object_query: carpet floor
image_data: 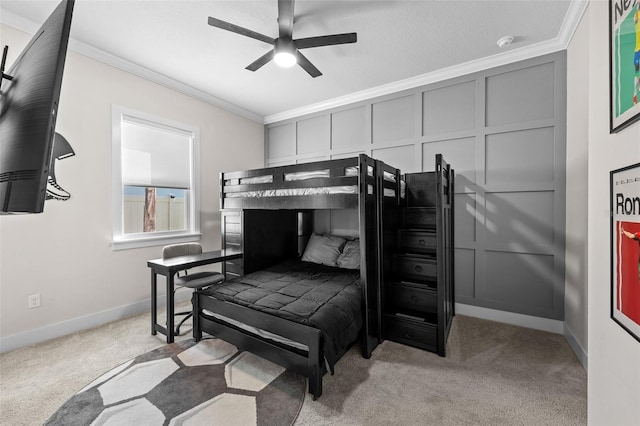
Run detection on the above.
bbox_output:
[0,306,587,425]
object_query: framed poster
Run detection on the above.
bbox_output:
[610,0,640,133]
[611,163,640,342]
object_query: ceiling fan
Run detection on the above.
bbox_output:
[207,0,357,78]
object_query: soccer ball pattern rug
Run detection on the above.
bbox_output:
[45,338,306,425]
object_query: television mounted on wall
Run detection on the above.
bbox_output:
[0,0,74,214]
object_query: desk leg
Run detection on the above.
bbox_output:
[151,271,157,336]
[166,274,175,344]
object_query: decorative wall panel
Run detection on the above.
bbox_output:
[297,115,329,155]
[423,81,476,136]
[331,151,365,160]
[485,62,555,126]
[454,249,476,300]
[371,95,415,144]
[483,251,556,315]
[331,106,367,151]
[484,191,555,249]
[485,127,555,185]
[422,137,477,183]
[454,193,477,244]
[296,156,326,164]
[371,145,416,173]
[267,123,294,159]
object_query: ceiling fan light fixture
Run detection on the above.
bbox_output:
[207,0,356,77]
[274,50,297,67]
[274,37,297,68]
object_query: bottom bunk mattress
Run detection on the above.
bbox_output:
[198,259,362,369]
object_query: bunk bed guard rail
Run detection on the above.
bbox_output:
[219,155,402,210]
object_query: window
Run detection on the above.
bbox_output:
[112,105,200,250]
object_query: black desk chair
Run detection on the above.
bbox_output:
[162,242,224,335]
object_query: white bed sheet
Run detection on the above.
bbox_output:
[225,185,358,198]
[228,164,397,186]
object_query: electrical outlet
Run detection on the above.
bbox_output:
[28,293,41,309]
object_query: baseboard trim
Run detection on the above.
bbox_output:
[0,291,192,354]
[563,323,588,370]
[455,303,564,334]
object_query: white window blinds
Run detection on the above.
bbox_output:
[121,118,192,189]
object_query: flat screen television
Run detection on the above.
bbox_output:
[0,0,74,214]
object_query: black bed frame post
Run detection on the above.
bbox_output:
[358,154,380,358]
[395,167,402,207]
[374,160,382,346]
[450,167,455,319]
[435,154,446,356]
[435,153,455,357]
[219,172,224,210]
[151,269,157,336]
[193,289,202,341]
[358,154,369,356]
[307,328,323,400]
[374,159,401,348]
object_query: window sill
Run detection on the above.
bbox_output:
[111,232,202,251]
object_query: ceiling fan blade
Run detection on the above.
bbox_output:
[208,16,275,45]
[246,50,274,72]
[296,51,322,78]
[277,0,295,38]
[295,33,357,49]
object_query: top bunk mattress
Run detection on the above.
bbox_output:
[199,259,362,369]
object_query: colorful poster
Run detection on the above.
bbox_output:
[611,163,640,342]
[610,0,640,132]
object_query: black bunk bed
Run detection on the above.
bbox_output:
[193,154,401,399]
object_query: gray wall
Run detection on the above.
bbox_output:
[265,52,567,321]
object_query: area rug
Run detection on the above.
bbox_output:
[45,338,306,426]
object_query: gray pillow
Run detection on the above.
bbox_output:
[336,239,360,269]
[301,233,347,267]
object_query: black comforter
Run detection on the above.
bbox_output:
[199,259,362,369]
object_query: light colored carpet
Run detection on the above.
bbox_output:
[296,316,587,425]
[0,306,586,426]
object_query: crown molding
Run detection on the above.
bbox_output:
[264,0,589,124]
[68,39,264,123]
[264,39,565,124]
[2,0,589,127]
[557,0,589,47]
[0,9,264,124]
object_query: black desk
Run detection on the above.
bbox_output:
[147,248,243,343]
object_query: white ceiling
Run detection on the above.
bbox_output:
[0,0,585,123]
